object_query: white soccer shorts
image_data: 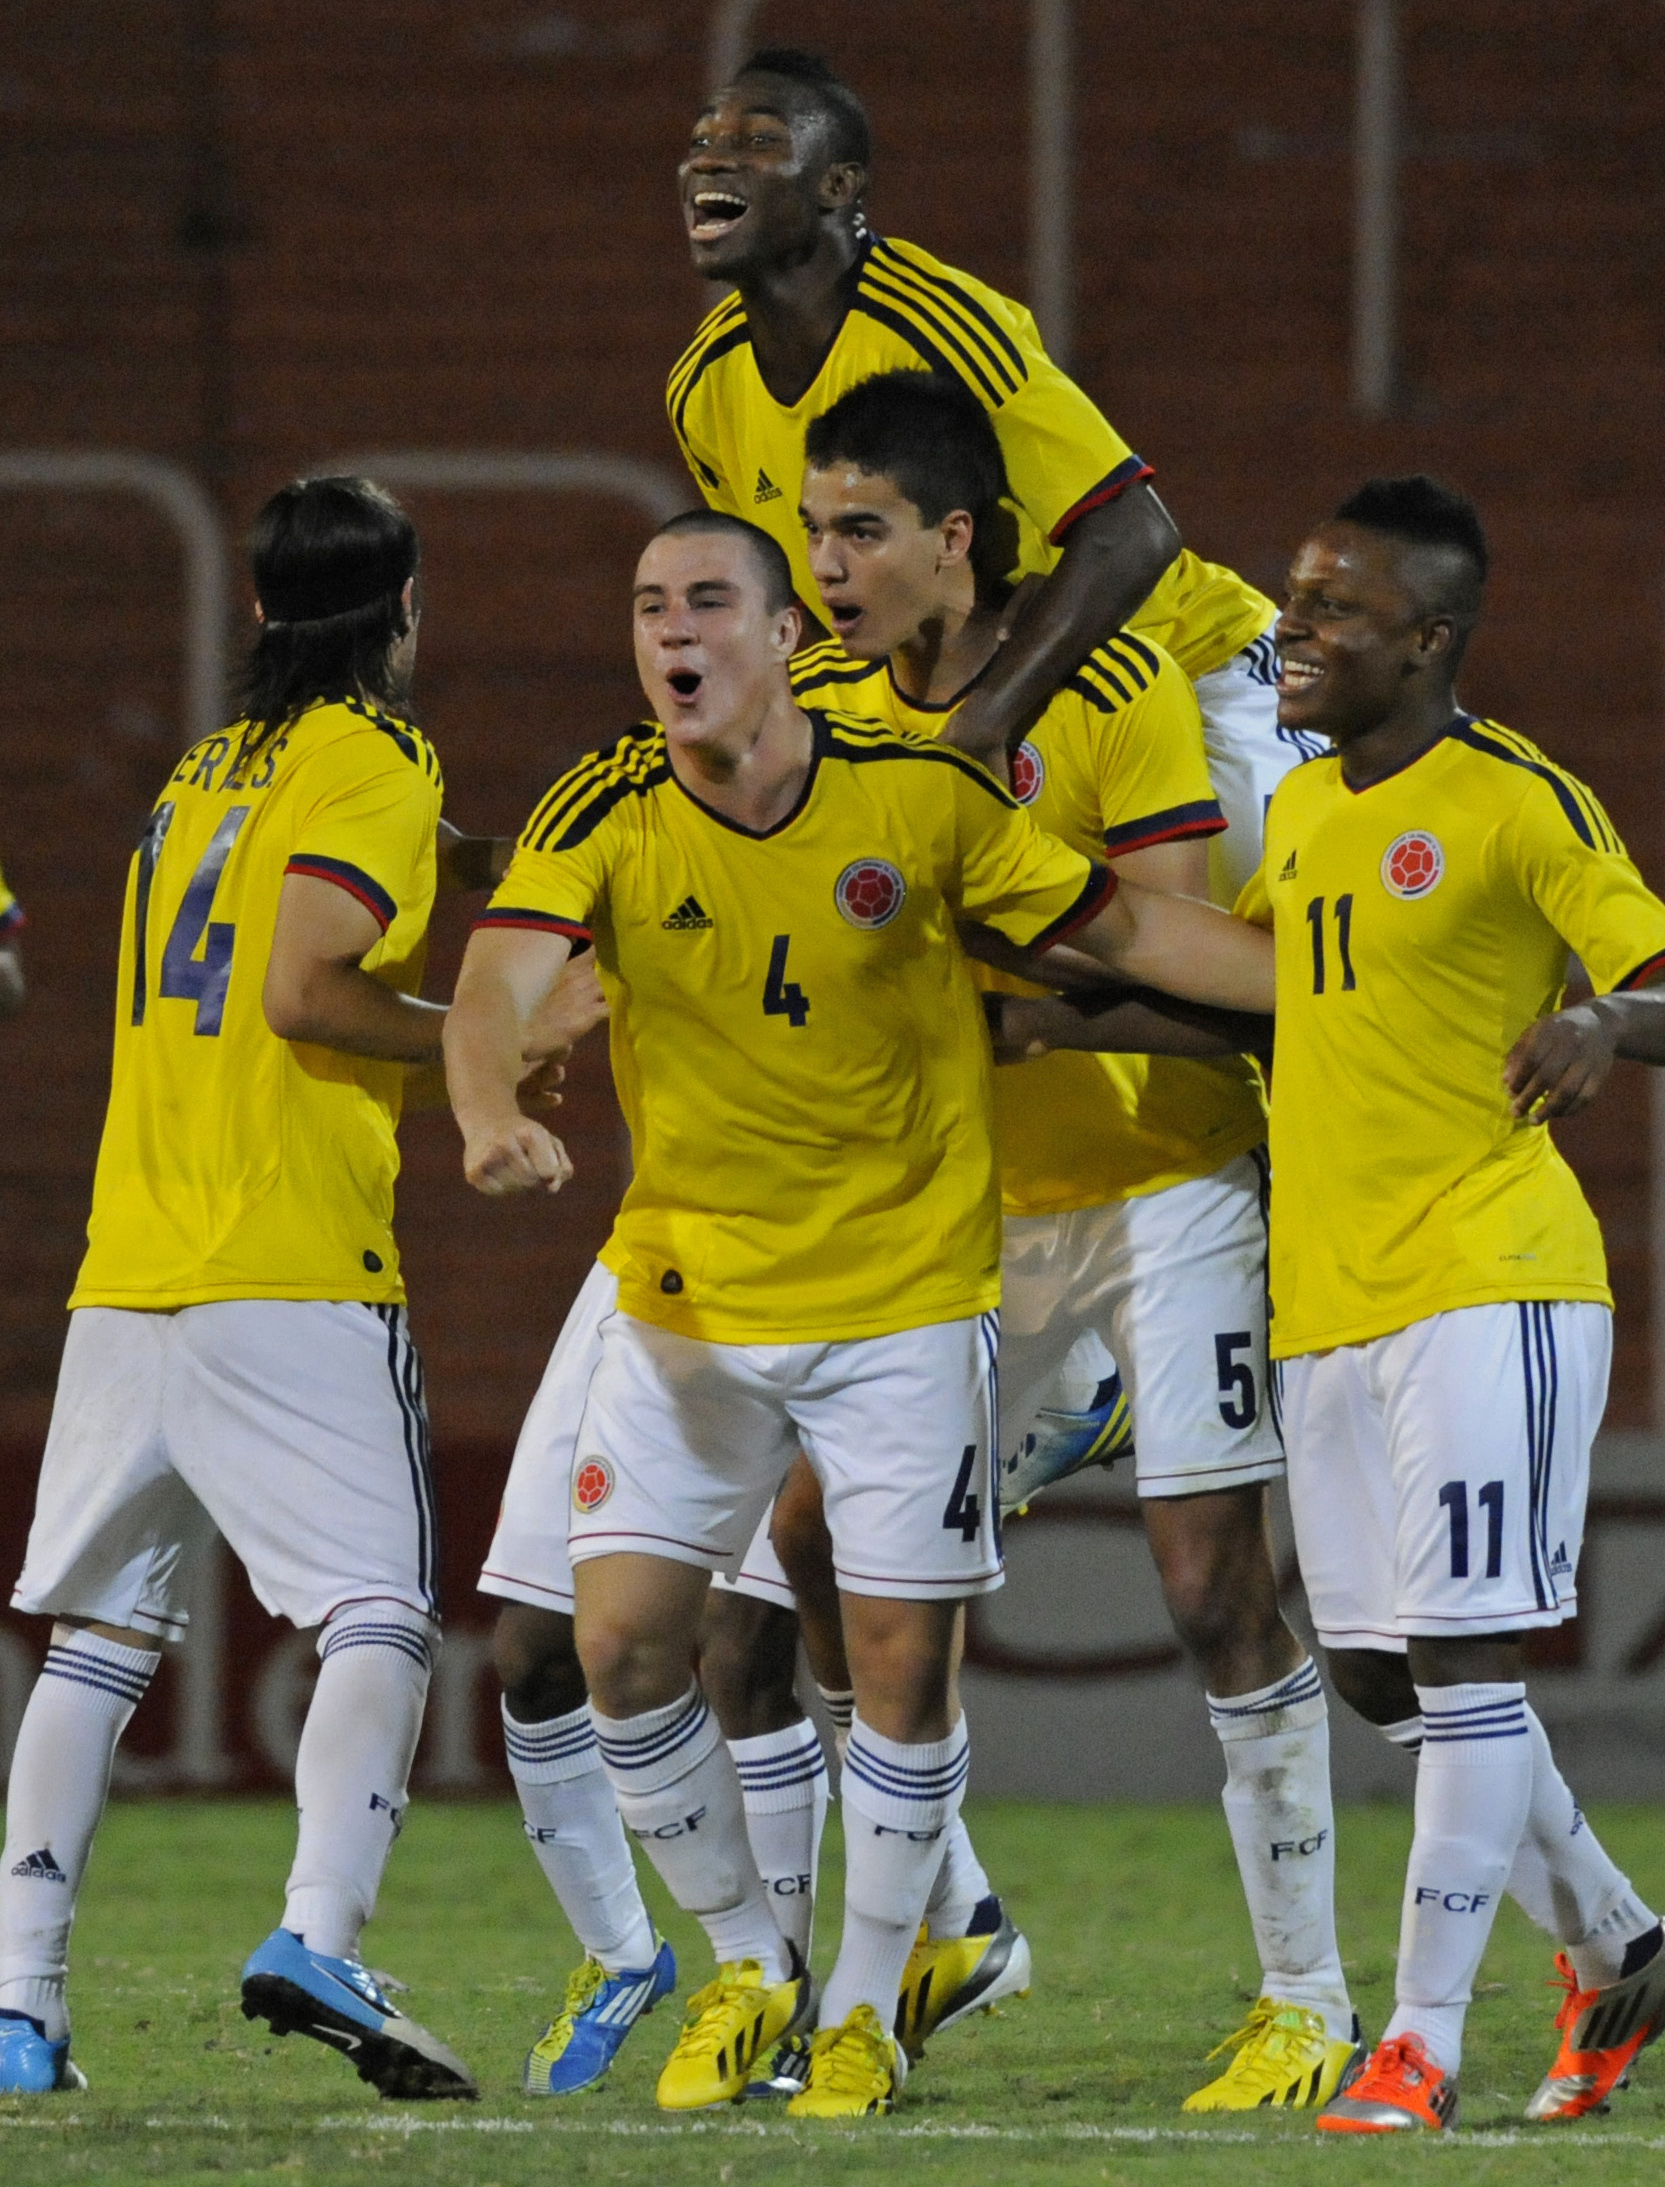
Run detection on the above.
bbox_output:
[480,1261,796,1616]
[1192,625,1327,904]
[566,1307,1004,1602]
[11,1301,440,1640]
[998,1149,1284,1499]
[1277,1300,1611,1650]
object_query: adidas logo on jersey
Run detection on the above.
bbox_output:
[11,1846,67,1883]
[662,894,715,930]
[753,468,782,504]
[1278,848,1298,881]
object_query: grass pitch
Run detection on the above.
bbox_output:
[2,1800,1662,2185]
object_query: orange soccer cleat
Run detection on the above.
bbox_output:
[1525,1947,1665,2122]
[1316,2032,1457,2134]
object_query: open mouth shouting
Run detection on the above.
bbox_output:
[823,597,864,640]
[665,667,705,707]
[687,189,749,244]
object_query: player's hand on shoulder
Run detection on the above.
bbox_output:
[1504,1000,1619,1120]
[462,1114,574,1196]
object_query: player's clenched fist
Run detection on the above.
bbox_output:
[463,1115,574,1196]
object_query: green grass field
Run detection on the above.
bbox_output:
[3,1799,1663,2186]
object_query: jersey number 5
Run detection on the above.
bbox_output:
[132,802,251,1037]
[762,934,809,1027]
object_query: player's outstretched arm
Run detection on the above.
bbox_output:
[264,873,447,1062]
[1067,878,1276,1014]
[1504,983,1665,1120]
[938,488,1181,774]
[985,987,1270,1064]
[445,925,576,1196]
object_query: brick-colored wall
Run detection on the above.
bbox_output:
[3,0,1664,1468]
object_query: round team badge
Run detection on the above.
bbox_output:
[835,857,907,929]
[1381,830,1445,899]
[1010,740,1045,806]
[573,1458,614,1512]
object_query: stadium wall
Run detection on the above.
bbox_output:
[2,3,1664,1793]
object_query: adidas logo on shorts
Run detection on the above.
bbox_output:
[662,895,715,931]
[11,1846,67,1883]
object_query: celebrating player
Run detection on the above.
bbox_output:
[0,478,555,2101]
[1235,478,1665,2133]
[445,510,1275,2118]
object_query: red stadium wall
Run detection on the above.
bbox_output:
[3,2,1665,1788]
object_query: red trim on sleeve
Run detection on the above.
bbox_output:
[1103,800,1227,858]
[1615,950,1665,992]
[0,903,25,936]
[472,908,592,943]
[284,854,395,932]
[1032,862,1118,952]
[1049,456,1156,546]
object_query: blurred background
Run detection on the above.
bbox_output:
[1,0,1663,1799]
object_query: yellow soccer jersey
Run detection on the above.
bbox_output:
[1239,715,1665,1357]
[72,697,442,1310]
[667,234,1272,681]
[0,855,21,936]
[791,637,1267,1210]
[482,709,1110,1342]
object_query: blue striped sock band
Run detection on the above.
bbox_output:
[841,1716,971,1832]
[318,1620,433,1676]
[1207,1656,1326,1739]
[1418,1684,1529,1747]
[593,1687,715,1785]
[42,1637,158,1717]
[501,1699,600,1783]
[731,1724,828,1813]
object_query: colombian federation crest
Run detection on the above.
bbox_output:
[1010,740,1045,805]
[1381,830,1444,899]
[573,1458,614,1512]
[835,858,907,929]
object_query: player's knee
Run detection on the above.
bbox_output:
[698,1592,802,1739]
[493,1603,587,1720]
[575,1616,689,1721]
[1324,1645,1419,1724]
[842,1597,958,1741]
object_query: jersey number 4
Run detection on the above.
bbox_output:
[762,934,809,1027]
[131,801,251,1036]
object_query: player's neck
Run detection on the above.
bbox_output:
[737,229,865,406]
[668,688,815,832]
[890,593,1003,709]
[1335,689,1461,790]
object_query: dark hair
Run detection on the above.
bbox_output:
[805,370,1013,591]
[737,47,871,167]
[1334,474,1489,607]
[233,477,419,749]
[650,509,797,614]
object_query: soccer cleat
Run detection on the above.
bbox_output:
[741,2030,813,2100]
[1182,1998,1363,2111]
[1524,1945,1665,2121]
[895,1893,1032,2061]
[1317,2032,1457,2134]
[655,1954,811,2111]
[787,2004,907,2117]
[240,1928,477,2100]
[0,2012,87,2093]
[522,1937,676,2096]
[1000,1371,1134,1515]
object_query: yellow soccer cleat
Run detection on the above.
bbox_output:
[655,1957,809,2111]
[894,1895,1032,2061]
[1183,1998,1364,2112]
[786,2004,907,2118]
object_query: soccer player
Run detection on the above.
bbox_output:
[445,509,1274,2117]
[671,48,1316,846]
[0,477,567,2101]
[0,855,24,1018]
[1233,477,1665,2133]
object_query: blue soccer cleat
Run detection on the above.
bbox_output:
[0,2011,86,2093]
[1001,1368,1135,1514]
[240,1928,476,2100]
[522,1937,677,2095]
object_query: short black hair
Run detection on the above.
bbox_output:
[649,509,796,614]
[737,48,871,168]
[805,371,1012,588]
[1334,474,1489,621]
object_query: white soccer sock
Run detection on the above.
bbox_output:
[730,1721,829,1963]
[283,1605,434,1960]
[593,1686,788,1982]
[1382,1683,1533,2076]
[1208,1657,1351,2040]
[1503,1707,1658,1988]
[817,1685,855,1763]
[1378,1714,1425,1754]
[502,1699,658,1974]
[820,1714,969,2030]
[0,1630,159,2041]
[923,1816,993,1941]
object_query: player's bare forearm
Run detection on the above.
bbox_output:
[268,958,447,1063]
[985,987,1271,1064]
[1504,985,1665,1120]
[446,927,575,1195]
[1070,885,1277,1013]
[957,921,1113,992]
[939,487,1182,773]
[436,817,514,894]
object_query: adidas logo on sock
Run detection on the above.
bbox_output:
[11,1847,67,1883]
[1278,848,1298,881]
[753,468,782,504]
[661,894,714,930]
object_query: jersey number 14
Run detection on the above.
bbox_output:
[131,802,250,1037]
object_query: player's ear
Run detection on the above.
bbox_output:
[774,599,803,657]
[817,160,865,212]
[1417,611,1457,665]
[938,510,975,571]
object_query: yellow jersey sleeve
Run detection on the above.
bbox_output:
[944,761,1112,949]
[0,855,21,935]
[1235,858,1273,929]
[1065,638,1223,855]
[478,731,669,942]
[286,732,443,942]
[1494,748,1665,994]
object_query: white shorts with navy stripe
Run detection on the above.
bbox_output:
[1277,1301,1610,1651]
[567,1307,1004,1603]
[480,1261,790,1615]
[11,1301,439,1640]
